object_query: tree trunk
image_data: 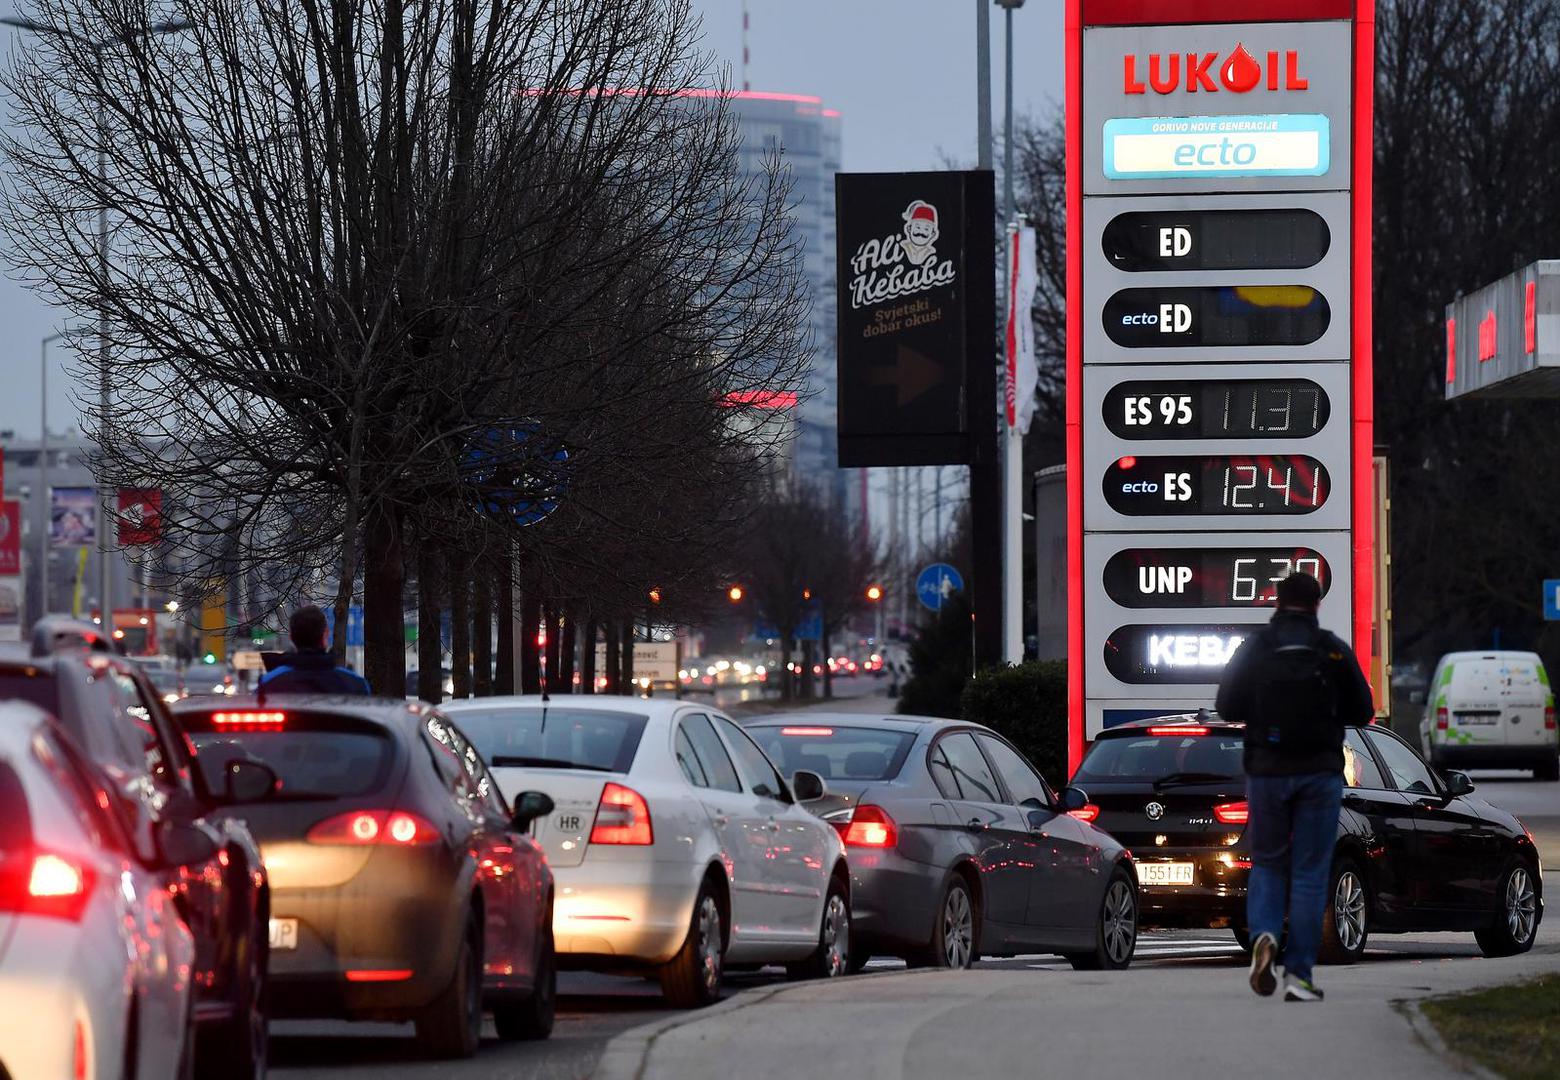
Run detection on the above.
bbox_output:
[559,610,577,693]
[620,620,636,695]
[580,618,597,693]
[822,616,834,699]
[472,570,492,697]
[544,602,561,692]
[449,549,471,700]
[520,592,541,694]
[779,636,793,702]
[360,502,406,696]
[416,541,443,704]
[494,557,514,695]
[603,621,620,695]
[799,640,815,700]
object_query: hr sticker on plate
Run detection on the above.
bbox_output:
[269,918,298,951]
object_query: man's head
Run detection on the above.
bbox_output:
[289,605,330,651]
[1275,571,1322,613]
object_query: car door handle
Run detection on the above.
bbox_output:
[966,818,989,832]
[711,814,730,827]
[1342,793,1365,809]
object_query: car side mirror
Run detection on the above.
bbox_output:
[157,821,219,869]
[224,759,278,804]
[1443,770,1474,797]
[512,790,555,830]
[1060,786,1090,812]
[791,769,827,803]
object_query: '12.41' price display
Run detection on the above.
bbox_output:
[1104,454,1330,515]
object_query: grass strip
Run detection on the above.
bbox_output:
[1420,975,1560,1080]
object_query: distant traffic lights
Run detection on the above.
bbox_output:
[866,584,883,602]
[202,652,217,664]
[648,587,662,604]
[727,585,744,603]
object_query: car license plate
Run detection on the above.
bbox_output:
[1138,862,1195,887]
[269,918,298,951]
[1456,712,1498,725]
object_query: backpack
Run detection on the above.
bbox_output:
[1245,627,1339,754]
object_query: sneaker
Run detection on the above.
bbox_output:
[1283,973,1324,1002]
[1248,932,1279,997]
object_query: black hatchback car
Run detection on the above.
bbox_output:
[1073,714,1543,962]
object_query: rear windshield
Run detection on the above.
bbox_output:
[749,725,916,782]
[1074,732,1246,784]
[451,708,646,773]
[176,708,394,800]
[0,669,60,715]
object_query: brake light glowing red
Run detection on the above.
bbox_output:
[1546,706,1555,731]
[0,850,95,921]
[781,727,835,737]
[591,783,653,845]
[1436,707,1449,731]
[73,1017,87,1080]
[1214,801,1249,825]
[344,969,413,982]
[306,811,438,846]
[1148,726,1208,736]
[838,804,897,848]
[211,711,286,729]
[1068,804,1101,823]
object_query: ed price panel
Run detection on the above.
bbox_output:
[1083,531,1354,704]
[1083,361,1351,532]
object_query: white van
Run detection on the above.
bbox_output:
[1420,651,1558,780]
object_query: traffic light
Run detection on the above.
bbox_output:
[202,652,217,664]
[727,585,744,603]
[866,584,883,602]
[648,587,662,604]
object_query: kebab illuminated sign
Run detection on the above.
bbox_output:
[1064,0,1376,770]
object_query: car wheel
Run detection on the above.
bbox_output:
[786,877,851,980]
[1067,868,1137,971]
[917,876,978,970]
[416,913,483,1059]
[196,911,267,1080]
[1319,859,1369,964]
[660,884,725,1008]
[494,909,555,1041]
[1476,863,1540,957]
[1231,924,1252,952]
[1535,756,1559,782]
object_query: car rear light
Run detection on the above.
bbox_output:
[1148,725,1208,737]
[73,1017,87,1080]
[1213,801,1249,825]
[343,969,414,982]
[837,804,897,848]
[1546,706,1556,731]
[1067,804,1101,823]
[211,711,286,730]
[781,727,835,737]
[306,811,439,846]
[0,849,96,921]
[590,783,653,845]
[1436,706,1449,731]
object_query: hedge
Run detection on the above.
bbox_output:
[959,660,1069,789]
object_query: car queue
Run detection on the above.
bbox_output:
[0,622,1545,1078]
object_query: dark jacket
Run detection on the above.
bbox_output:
[1215,610,1375,777]
[258,649,371,696]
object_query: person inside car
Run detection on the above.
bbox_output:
[258,606,371,696]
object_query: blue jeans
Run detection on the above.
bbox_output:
[1245,771,1343,983]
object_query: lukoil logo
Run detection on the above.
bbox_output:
[1124,44,1309,95]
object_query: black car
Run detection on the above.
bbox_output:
[0,621,272,1079]
[1072,714,1543,962]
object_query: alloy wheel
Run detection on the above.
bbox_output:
[942,887,974,969]
[821,894,850,977]
[1102,880,1136,965]
[1333,870,1367,952]
[695,896,723,996]
[1506,867,1537,945]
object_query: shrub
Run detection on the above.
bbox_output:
[896,596,972,720]
[960,660,1069,788]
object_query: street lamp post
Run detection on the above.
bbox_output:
[39,331,65,615]
[998,0,1026,664]
[2,15,194,625]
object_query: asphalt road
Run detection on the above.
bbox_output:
[268,768,1558,1080]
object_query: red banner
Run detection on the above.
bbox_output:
[0,500,20,575]
[117,488,163,546]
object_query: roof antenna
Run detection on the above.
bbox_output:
[742,0,751,91]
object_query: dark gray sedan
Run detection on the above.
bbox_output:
[745,714,1138,971]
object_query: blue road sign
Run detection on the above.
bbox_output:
[1545,580,1560,621]
[916,563,964,612]
[796,605,823,642]
[460,422,570,526]
[322,605,365,648]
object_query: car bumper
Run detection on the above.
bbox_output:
[1430,743,1559,768]
[551,854,702,967]
[0,919,124,1080]
[845,850,943,954]
[1133,852,1250,928]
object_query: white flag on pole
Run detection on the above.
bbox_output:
[1005,223,1039,435]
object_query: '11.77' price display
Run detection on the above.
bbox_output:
[1104,454,1329,515]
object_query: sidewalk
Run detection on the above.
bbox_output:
[595,941,1560,1080]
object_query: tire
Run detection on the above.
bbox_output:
[195,913,267,1080]
[1535,756,1560,782]
[416,913,483,1059]
[786,876,852,980]
[1476,862,1540,957]
[493,911,555,1041]
[846,949,871,975]
[1319,858,1369,964]
[1066,868,1137,971]
[1231,924,1252,952]
[660,883,725,1008]
[914,876,978,970]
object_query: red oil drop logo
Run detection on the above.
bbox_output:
[1219,44,1261,93]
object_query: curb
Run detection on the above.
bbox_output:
[591,968,929,1080]
[1394,998,1502,1080]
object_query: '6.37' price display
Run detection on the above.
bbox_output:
[1102,547,1331,608]
[1104,454,1330,515]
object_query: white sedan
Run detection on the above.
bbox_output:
[442,696,851,1006]
[0,703,199,1080]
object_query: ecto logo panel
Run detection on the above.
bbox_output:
[1104,115,1330,179]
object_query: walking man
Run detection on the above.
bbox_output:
[1215,572,1374,1002]
[258,605,372,696]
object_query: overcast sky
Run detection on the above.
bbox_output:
[0,1,1065,439]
